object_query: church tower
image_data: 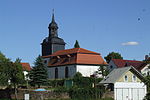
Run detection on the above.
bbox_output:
[41,13,65,56]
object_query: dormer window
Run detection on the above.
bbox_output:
[132,75,136,82]
[124,75,128,82]
[57,56,61,62]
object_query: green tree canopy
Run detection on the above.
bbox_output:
[0,52,12,85]
[29,55,48,87]
[104,52,123,63]
[74,40,80,48]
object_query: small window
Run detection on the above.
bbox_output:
[132,75,136,82]
[44,60,47,64]
[124,75,128,82]
[110,66,113,69]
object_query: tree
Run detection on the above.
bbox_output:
[0,52,12,86]
[29,55,48,88]
[104,52,123,63]
[10,58,24,99]
[97,65,109,78]
[143,76,150,100]
[74,40,80,48]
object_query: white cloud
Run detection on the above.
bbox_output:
[122,41,139,46]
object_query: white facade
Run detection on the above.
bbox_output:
[23,71,29,80]
[141,64,150,76]
[76,65,99,77]
[47,64,100,79]
[114,82,147,100]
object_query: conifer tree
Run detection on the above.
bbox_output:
[29,55,48,88]
[74,40,80,48]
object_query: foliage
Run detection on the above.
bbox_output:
[97,65,109,78]
[144,92,150,100]
[29,55,48,87]
[48,79,65,87]
[104,52,123,63]
[74,40,80,48]
[0,52,12,86]
[73,72,103,88]
[68,87,103,100]
[10,58,25,86]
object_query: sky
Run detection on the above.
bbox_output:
[0,0,150,66]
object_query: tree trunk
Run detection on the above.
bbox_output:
[14,84,18,100]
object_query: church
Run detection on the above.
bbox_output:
[41,13,107,79]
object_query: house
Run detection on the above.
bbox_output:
[100,66,147,100]
[100,66,146,100]
[42,48,107,79]
[21,63,31,80]
[108,59,150,76]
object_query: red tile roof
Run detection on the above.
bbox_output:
[21,63,31,71]
[43,48,107,67]
[112,59,145,71]
[42,48,100,58]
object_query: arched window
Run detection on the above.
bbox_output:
[55,68,58,79]
[65,67,69,78]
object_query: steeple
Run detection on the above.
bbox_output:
[41,11,65,56]
[48,10,58,38]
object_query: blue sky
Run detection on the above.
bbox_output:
[0,0,150,65]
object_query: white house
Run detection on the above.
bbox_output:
[42,48,107,79]
[21,63,31,80]
[100,66,147,100]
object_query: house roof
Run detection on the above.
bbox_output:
[42,48,107,67]
[111,59,145,71]
[100,66,144,84]
[21,63,31,71]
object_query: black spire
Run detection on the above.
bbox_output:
[48,10,58,38]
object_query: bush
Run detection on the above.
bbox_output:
[48,79,65,87]
[68,87,103,100]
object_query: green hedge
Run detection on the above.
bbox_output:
[68,87,103,100]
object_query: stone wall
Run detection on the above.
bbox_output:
[0,89,69,100]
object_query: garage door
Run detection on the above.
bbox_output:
[114,83,147,100]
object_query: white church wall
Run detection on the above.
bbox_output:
[76,65,99,77]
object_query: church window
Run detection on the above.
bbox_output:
[55,68,58,79]
[65,67,69,78]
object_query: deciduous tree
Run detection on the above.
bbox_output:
[104,52,123,63]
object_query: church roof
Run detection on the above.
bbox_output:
[42,48,107,67]
[21,63,31,71]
